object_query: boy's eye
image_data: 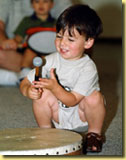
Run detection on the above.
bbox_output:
[34,0,39,3]
[68,36,75,42]
[43,0,50,3]
[56,34,62,38]
[68,38,75,42]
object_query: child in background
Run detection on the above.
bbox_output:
[20,4,106,153]
[2,0,56,80]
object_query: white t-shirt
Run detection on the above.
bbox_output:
[27,52,100,130]
[28,52,100,97]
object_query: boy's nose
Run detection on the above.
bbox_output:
[60,38,66,46]
[39,1,44,5]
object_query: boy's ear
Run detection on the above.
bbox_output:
[84,38,94,49]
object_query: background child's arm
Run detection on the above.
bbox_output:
[14,35,23,45]
[1,35,23,50]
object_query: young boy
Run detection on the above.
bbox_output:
[20,4,106,152]
[1,0,56,80]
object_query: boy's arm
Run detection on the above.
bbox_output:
[52,84,84,107]
[20,77,31,97]
[20,77,43,100]
[32,68,84,107]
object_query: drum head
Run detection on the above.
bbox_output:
[0,128,82,155]
[28,31,56,55]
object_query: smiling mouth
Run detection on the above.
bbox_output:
[60,48,69,54]
[39,8,44,11]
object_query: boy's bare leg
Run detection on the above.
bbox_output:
[79,91,105,151]
[33,89,59,128]
[79,90,106,134]
[0,49,23,72]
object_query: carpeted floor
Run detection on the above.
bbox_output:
[0,41,122,156]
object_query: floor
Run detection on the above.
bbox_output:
[0,41,123,156]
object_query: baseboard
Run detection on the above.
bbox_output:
[96,38,122,43]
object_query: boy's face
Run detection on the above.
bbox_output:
[32,0,53,16]
[55,28,91,60]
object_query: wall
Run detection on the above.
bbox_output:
[71,0,122,38]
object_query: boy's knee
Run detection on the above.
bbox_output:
[33,98,43,106]
[85,91,104,106]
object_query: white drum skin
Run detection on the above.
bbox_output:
[28,31,56,54]
[0,128,83,155]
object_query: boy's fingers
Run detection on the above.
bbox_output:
[31,85,37,90]
[38,88,43,93]
[50,68,56,79]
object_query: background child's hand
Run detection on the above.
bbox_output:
[1,39,18,50]
[32,68,58,92]
[27,85,43,100]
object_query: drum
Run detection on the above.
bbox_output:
[26,27,56,55]
[0,128,83,155]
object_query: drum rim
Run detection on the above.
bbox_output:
[0,141,82,155]
[26,27,56,35]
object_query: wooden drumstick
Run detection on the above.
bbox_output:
[33,57,43,81]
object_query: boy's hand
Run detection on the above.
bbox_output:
[32,68,58,92]
[27,85,43,100]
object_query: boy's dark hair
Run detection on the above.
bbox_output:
[56,4,103,40]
